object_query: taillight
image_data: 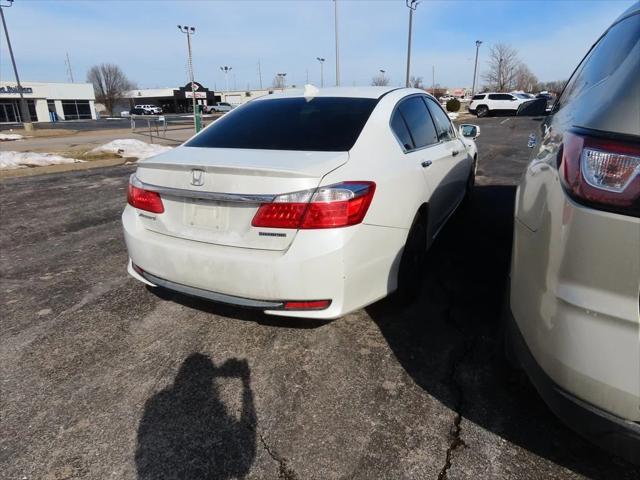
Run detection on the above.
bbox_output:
[252,182,375,229]
[560,131,640,214]
[283,300,331,310]
[127,176,164,213]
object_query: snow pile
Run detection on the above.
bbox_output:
[0,133,24,141]
[0,151,84,169]
[447,112,459,120]
[91,139,172,160]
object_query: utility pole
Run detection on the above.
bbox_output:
[257,59,263,89]
[471,40,482,96]
[316,57,325,87]
[334,0,340,86]
[405,0,420,88]
[177,25,200,132]
[65,52,74,83]
[276,73,287,91]
[432,65,435,95]
[1,0,33,131]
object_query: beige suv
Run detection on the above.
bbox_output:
[505,2,640,464]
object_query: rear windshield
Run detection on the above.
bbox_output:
[186,97,378,151]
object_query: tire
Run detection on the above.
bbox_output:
[476,105,489,118]
[397,212,428,303]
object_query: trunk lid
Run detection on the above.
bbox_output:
[134,146,348,251]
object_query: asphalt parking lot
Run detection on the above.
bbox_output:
[1,116,638,480]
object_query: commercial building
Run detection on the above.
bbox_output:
[122,82,219,114]
[0,81,97,123]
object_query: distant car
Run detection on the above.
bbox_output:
[512,92,535,99]
[121,111,131,118]
[439,95,455,102]
[122,87,478,319]
[206,102,233,113]
[134,104,162,114]
[507,3,640,464]
[129,107,151,116]
[468,92,530,117]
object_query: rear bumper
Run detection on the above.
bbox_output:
[505,300,640,464]
[122,205,407,319]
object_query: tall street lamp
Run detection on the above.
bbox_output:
[177,24,200,132]
[333,0,340,86]
[1,0,33,131]
[316,57,325,87]
[471,40,482,96]
[379,69,386,84]
[220,66,232,94]
[276,73,287,90]
[405,0,420,88]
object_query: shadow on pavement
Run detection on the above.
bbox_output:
[135,353,257,479]
[368,185,639,479]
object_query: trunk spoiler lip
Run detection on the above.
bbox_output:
[130,174,276,204]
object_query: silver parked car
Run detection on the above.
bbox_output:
[506,2,640,463]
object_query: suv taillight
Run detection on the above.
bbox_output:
[560,131,640,215]
[127,176,164,213]
[251,182,376,229]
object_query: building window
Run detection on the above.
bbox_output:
[0,99,37,123]
[61,100,92,120]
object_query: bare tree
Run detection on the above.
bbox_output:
[513,63,539,92]
[371,72,390,86]
[409,75,424,89]
[87,64,135,116]
[483,43,520,91]
[539,79,567,95]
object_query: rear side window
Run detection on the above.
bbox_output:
[424,97,455,141]
[472,94,485,100]
[557,13,639,110]
[396,96,438,149]
[488,94,513,100]
[390,110,414,150]
[186,97,378,151]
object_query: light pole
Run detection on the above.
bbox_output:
[276,73,287,90]
[471,40,482,96]
[316,57,325,87]
[220,66,232,95]
[1,0,33,131]
[334,0,340,86]
[177,24,200,132]
[405,0,420,88]
[380,69,386,84]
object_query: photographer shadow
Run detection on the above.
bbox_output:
[135,353,256,480]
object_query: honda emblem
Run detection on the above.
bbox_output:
[191,169,205,186]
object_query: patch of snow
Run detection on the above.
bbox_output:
[90,139,172,160]
[0,133,24,141]
[447,112,459,120]
[0,151,84,169]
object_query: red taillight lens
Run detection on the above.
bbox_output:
[127,181,165,214]
[251,182,375,229]
[283,300,331,310]
[560,131,640,213]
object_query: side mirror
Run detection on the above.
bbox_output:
[459,124,480,139]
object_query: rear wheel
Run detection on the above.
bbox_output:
[476,105,489,118]
[397,212,428,302]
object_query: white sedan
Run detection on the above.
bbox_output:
[122,87,479,319]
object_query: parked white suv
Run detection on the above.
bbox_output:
[468,93,529,117]
[135,104,162,114]
[206,102,233,113]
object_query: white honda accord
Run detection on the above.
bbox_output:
[122,87,479,319]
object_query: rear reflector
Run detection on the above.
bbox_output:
[283,300,331,311]
[252,181,375,229]
[127,178,164,214]
[560,131,640,214]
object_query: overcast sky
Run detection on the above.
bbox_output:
[0,0,633,90]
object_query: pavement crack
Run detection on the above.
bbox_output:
[437,287,480,480]
[259,433,299,480]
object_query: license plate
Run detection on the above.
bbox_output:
[183,199,227,230]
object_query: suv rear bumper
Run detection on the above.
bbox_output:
[505,301,640,464]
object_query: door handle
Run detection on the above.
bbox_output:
[421,160,432,168]
[451,149,460,156]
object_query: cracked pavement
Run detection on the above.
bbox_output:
[1,117,639,479]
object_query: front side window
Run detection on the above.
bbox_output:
[186,97,377,151]
[396,96,438,149]
[424,97,455,142]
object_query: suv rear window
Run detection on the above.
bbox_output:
[472,94,485,100]
[488,94,513,100]
[186,97,378,151]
